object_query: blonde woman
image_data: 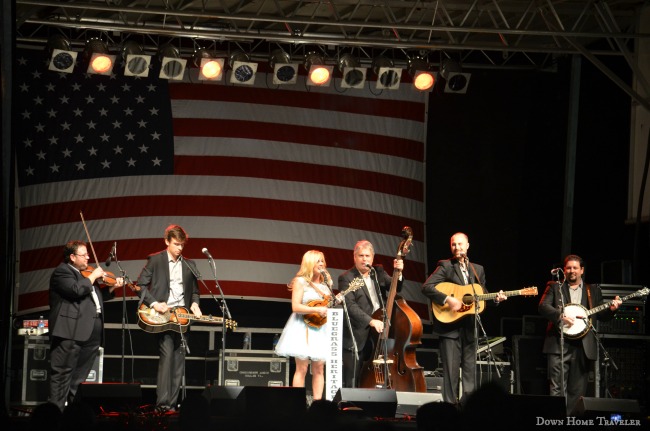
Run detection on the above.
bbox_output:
[275,250,333,401]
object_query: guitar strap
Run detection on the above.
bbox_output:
[585,283,593,312]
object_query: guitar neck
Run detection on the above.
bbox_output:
[586,291,643,317]
[476,289,524,301]
[176,313,222,323]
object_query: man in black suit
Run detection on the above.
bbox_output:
[538,254,621,414]
[421,232,506,404]
[338,240,404,388]
[49,240,122,411]
[136,224,203,412]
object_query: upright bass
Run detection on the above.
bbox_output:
[358,226,427,392]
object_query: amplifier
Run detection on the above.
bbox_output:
[598,305,645,335]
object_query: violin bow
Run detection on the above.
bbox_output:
[79,211,102,269]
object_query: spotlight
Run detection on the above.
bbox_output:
[84,38,115,75]
[338,53,366,89]
[122,40,150,77]
[269,49,297,85]
[440,58,471,94]
[372,56,401,90]
[229,51,257,85]
[158,44,187,80]
[305,52,333,87]
[47,34,77,74]
[408,57,435,91]
[194,48,224,81]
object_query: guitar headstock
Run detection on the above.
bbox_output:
[396,226,413,260]
[347,278,366,292]
[637,287,649,297]
[226,319,238,330]
[522,286,538,296]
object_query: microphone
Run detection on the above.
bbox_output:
[105,242,116,266]
[202,248,214,260]
[319,270,330,285]
[550,268,562,275]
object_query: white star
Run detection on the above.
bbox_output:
[114,145,124,154]
[72,83,82,91]
[50,163,60,173]
[101,159,111,169]
[85,94,95,104]
[126,158,137,167]
[125,132,135,141]
[74,134,85,143]
[110,95,119,104]
[149,107,159,116]
[121,83,132,92]
[135,95,145,103]
[48,136,59,145]
[112,120,122,129]
[18,57,27,66]
[62,148,72,158]
[123,107,134,116]
[76,161,86,170]
[98,108,109,116]
[99,133,110,142]
[61,121,72,131]
[21,110,31,120]
[147,84,157,92]
[151,131,161,140]
[36,150,46,160]
[73,108,83,117]
[60,95,70,104]
[47,109,57,118]
[97,83,107,92]
[88,147,98,156]
[32,70,42,79]
[19,83,29,92]
[87,120,97,130]
[23,138,33,148]
[26,166,34,176]
[35,123,45,132]
[152,157,162,166]
[138,120,147,128]
[34,96,44,105]
[138,144,149,153]
[46,83,56,92]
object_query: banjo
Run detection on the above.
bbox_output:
[562,287,649,339]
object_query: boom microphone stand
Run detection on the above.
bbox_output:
[370,266,391,389]
[341,294,360,387]
[586,318,618,398]
[554,270,568,410]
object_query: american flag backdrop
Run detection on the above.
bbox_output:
[13,48,430,319]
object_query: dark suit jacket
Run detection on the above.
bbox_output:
[538,281,614,360]
[136,250,200,309]
[339,265,402,351]
[421,258,487,337]
[49,262,112,343]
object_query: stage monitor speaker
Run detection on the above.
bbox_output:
[513,336,547,395]
[333,388,397,418]
[75,383,142,414]
[571,397,641,420]
[509,394,566,425]
[202,385,245,416]
[395,391,442,417]
[241,386,306,418]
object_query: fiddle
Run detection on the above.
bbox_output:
[81,265,117,287]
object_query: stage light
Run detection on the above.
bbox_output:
[338,53,366,89]
[47,34,77,74]
[305,53,333,87]
[122,40,150,77]
[408,57,435,91]
[269,49,297,85]
[158,44,187,80]
[194,48,224,81]
[372,56,401,90]
[441,58,471,94]
[84,38,115,75]
[229,51,257,85]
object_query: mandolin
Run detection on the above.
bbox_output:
[303,278,365,328]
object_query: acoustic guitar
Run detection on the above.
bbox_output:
[137,304,237,334]
[303,278,365,328]
[431,282,538,323]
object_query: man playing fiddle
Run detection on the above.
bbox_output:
[48,240,123,411]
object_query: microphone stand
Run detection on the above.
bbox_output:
[586,319,618,398]
[341,295,359,387]
[370,266,391,389]
[202,254,233,386]
[109,244,134,384]
[555,272,568,410]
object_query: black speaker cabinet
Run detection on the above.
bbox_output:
[571,397,641,420]
[75,383,142,414]
[333,388,397,418]
[509,394,566,424]
[202,385,245,416]
[395,391,443,417]
[203,386,305,418]
[513,335,547,395]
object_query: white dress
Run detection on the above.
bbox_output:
[274,278,330,361]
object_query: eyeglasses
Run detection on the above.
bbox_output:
[74,253,90,257]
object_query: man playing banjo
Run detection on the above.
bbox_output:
[538,254,622,415]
